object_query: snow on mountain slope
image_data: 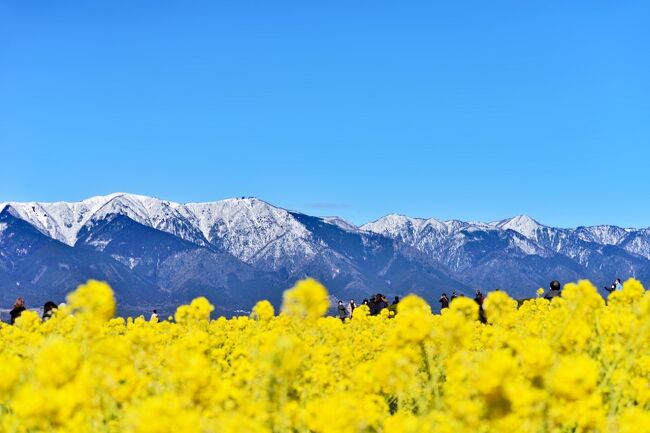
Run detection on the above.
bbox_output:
[0,193,125,246]
[85,194,208,246]
[620,228,650,260]
[361,213,631,268]
[574,225,631,246]
[361,214,529,258]
[1,195,323,272]
[0,193,208,247]
[183,198,319,271]
[360,214,463,249]
[361,214,427,241]
[4,193,650,273]
[492,215,543,239]
[321,216,359,232]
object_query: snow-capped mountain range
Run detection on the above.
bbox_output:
[362,213,650,265]
[1,193,649,315]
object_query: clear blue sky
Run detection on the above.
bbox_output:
[1,1,649,227]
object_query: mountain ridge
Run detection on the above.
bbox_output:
[3,194,647,243]
[2,193,650,315]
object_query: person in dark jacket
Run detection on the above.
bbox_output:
[337,300,348,322]
[392,296,400,306]
[369,295,378,315]
[450,291,458,302]
[370,294,389,316]
[377,295,389,314]
[10,298,26,325]
[439,293,450,310]
[474,290,487,323]
[42,301,58,321]
[544,280,562,300]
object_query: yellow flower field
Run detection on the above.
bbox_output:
[1,278,649,433]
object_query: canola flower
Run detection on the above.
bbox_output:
[0,278,649,433]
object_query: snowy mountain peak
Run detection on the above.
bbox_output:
[183,197,318,269]
[494,215,543,238]
[362,214,430,234]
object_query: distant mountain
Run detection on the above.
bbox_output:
[0,206,161,311]
[361,214,650,296]
[1,193,649,316]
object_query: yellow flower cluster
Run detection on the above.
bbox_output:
[1,278,649,433]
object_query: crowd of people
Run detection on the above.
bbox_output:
[336,276,625,323]
[2,298,160,325]
[3,298,59,325]
[336,294,400,321]
[438,290,485,308]
[437,289,487,322]
[3,277,627,325]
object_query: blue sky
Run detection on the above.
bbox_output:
[1,1,648,227]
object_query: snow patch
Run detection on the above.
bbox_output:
[87,238,111,252]
[510,235,543,255]
[31,266,48,284]
[322,217,358,232]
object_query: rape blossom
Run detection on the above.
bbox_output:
[0,278,648,432]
